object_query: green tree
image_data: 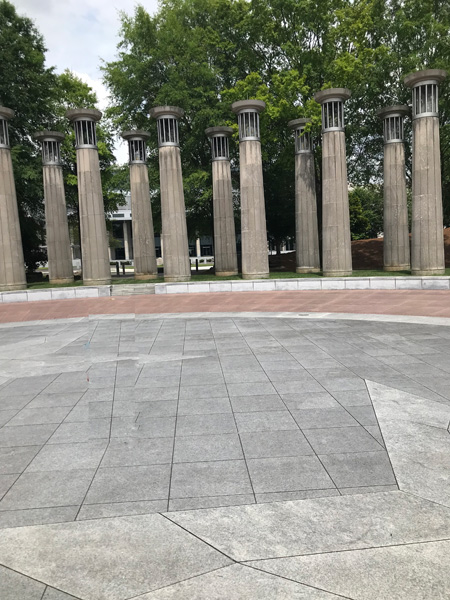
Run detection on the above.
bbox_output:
[0,0,56,270]
[0,0,126,272]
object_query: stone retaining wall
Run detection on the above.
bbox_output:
[1,276,449,303]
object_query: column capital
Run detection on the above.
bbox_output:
[313,88,351,105]
[122,130,150,164]
[33,130,65,143]
[34,131,65,165]
[231,100,266,115]
[404,69,447,120]
[205,126,233,138]
[149,106,184,120]
[0,106,15,121]
[231,100,265,142]
[376,105,409,120]
[65,108,102,122]
[150,106,183,147]
[403,69,447,88]
[66,109,100,149]
[121,130,151,142]
[314,89,351,132]
[0,106,14,149]
[206,127,233,161]
[288,118,312,154]
[376,106,409,144]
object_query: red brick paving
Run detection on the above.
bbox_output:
[0,290,450,323]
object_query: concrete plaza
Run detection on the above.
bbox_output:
[0,294,449,598]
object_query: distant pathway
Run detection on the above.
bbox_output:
[1,289,450,323]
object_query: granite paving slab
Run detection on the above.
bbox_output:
[367,381,450,508]
[0,514,232,600]
[166,491,450,561]
[139,563,342,599]
[252,539,450,600]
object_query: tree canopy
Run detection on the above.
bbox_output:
[103,0,450,246]
[0,0,125,271]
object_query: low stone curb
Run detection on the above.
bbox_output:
[155,276,450,294]
[1,276,449,303]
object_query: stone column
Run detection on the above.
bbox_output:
[314,89,352,276]
[376,106,411,272]
[0,107,26,291]
[122,130,157,279]
[404,69,447,275]
[288,118,320,273]
[149,106,190,282]
[34,131,74,284]
[231,100,269,279]
[206,126,238,276]
[66,109,111,285]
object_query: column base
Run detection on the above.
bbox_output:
[164,276,191,282]
[83,278,112,286]
[134,273,158,280]
[323,270,352,277]
[216,271,238,277]
[296,267,320,274]
[384,265,410,272]
[0,282,27,292]
[50,278,74,285]
[242,272,270,280]
[412,269,445,276]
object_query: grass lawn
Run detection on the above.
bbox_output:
[25,268,450,290]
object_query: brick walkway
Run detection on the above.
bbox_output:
[0,289,450,323]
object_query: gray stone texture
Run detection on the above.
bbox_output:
[0,108,26,291]
[211,158,238,276]
[35,132,74,284]
[151,106,190,282]
[129,163,158,278]
[321,130,352,276]
[405,69,447,275]
[410,116,445,274]
[66,109,111,285]
[158,145,191,281]
[122,131,158,279]
[141,564,341,599]
[253,539,450,600]
[288,119,320,273]
[382,139,411,271]
[0,514,231,600]
[232,101,269,279]
[314,89,352,276]
[294,151,321,272]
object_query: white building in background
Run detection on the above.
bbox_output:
[108,195,214,262]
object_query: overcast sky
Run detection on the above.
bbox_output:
[13,0,159,162]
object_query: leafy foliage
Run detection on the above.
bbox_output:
[0,1,125,271]
[103,0,450,245]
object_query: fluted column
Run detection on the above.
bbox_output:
[404,69,447,275]
[376,106,410,271]
[0,107,26,291]
[206,126,238,276]
[314,89,352,277]
[288,118,320,273]
[150,106,190,282]
[231,100,269,279]
[122,130,158,279]
[34,131,74,284]
[66,109,111,285]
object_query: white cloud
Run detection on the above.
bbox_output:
[13,0,159,164]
